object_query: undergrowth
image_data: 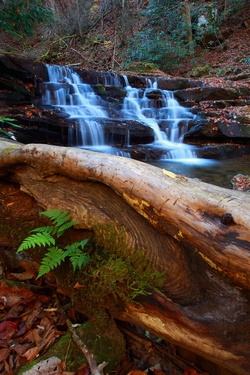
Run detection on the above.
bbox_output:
[17,209,165,320]
[17,209,89,278]
[71,222,165,319]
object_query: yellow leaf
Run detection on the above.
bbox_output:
[162,169,176,178]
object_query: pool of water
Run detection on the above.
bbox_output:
[149,154,250,190]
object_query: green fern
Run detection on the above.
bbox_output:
[64,240,90,272]
[17,232,55,252]
[41,209,71,227]
[69,249,90,273]
[37,246,66,278]
[40,209,78,238]
[17,209,89,278]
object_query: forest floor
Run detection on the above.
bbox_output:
[0,10,250,84]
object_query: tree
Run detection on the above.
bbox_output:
[0,0,52,39]
[0,140,249,375]
[183,0,193,50]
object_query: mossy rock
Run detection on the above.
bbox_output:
[17,320,126,374]
[16,333,81,374]
[76,319,126,372]
[123,61,164,75]
[190,65,210,77]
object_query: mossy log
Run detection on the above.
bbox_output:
[0,140,249,375]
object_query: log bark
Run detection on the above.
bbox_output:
[0,140,249,375]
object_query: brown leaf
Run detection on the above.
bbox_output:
[22,346,40,361]
[74,282,84,289]
[76,363,90,375]
[9,273,34,281]
[0,348,9,362]
[0,321,18,339]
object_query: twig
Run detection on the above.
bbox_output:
[66,319,108,375]
[70,48,92,62]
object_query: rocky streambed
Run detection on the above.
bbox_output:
[0,54,250,160]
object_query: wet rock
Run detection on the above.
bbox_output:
[145,89,165,100]
[157,77,204,90]
[103,119,155,146]
[92,84,127,102]
[195,144,250,159]
[185,116,250,141]
[174,87,246,102]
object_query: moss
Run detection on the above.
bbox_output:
[16,320,126,374]
[190,65,210,77]
[0,145,18,154]
[62,222,165,319]
[16,333,82,374]
[93,83,107,95]
[124,61,160,74]
[76,319,126,372]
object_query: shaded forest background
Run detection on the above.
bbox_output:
[0,0,250,77]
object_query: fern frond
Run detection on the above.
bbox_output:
[78,239,89,249]
[31,226,55,234]
[37,246,66,278]
[69,249,90,273]
[17,232,55,253]
[65,239,89,255]
[40,209,78,237]
[56,221,78,237]
[41,209,71,227]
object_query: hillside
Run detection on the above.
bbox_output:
[0,1,249,83]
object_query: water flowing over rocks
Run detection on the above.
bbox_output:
[0,55,249,160]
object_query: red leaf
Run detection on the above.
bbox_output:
[0,321,18,339]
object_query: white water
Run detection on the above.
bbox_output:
[42,65,196,159]
[42,65,106,147]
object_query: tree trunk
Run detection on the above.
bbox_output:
[0,140,249,375]
[184,0,193,51]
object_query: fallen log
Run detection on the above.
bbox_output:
[0,140,249,375]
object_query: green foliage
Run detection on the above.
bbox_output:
[17,209,89,278]
[124,0,191,72]
[72,223,165,318]
[18,232,55,252]
[223,0,249,20]
[0,116,22,139]
[125,30,189,72]
[18,211,165,319]
[0,0,53,39]
[242,57,250,65]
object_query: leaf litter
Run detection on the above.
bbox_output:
[0,280,67,374]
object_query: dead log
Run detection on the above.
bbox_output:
[0,140,249,375]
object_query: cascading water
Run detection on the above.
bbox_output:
[42,65,106,147]
[41,65,196,160]
[121,76,195,159]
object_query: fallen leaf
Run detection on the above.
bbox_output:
[0,348,9,362]
[76,363,90,375]
[0,321,18,339]
[74,282,84,289]
[22,346,40,361]
[9,273,34,281]
[162,169,176,178]
[6,202,14,206]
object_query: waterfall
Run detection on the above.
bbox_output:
[41,65,196,159]
[42,65,106,147]
[121,77,195,159]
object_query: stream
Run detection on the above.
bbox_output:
[41,64,249,190]
[150,153,250,189]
